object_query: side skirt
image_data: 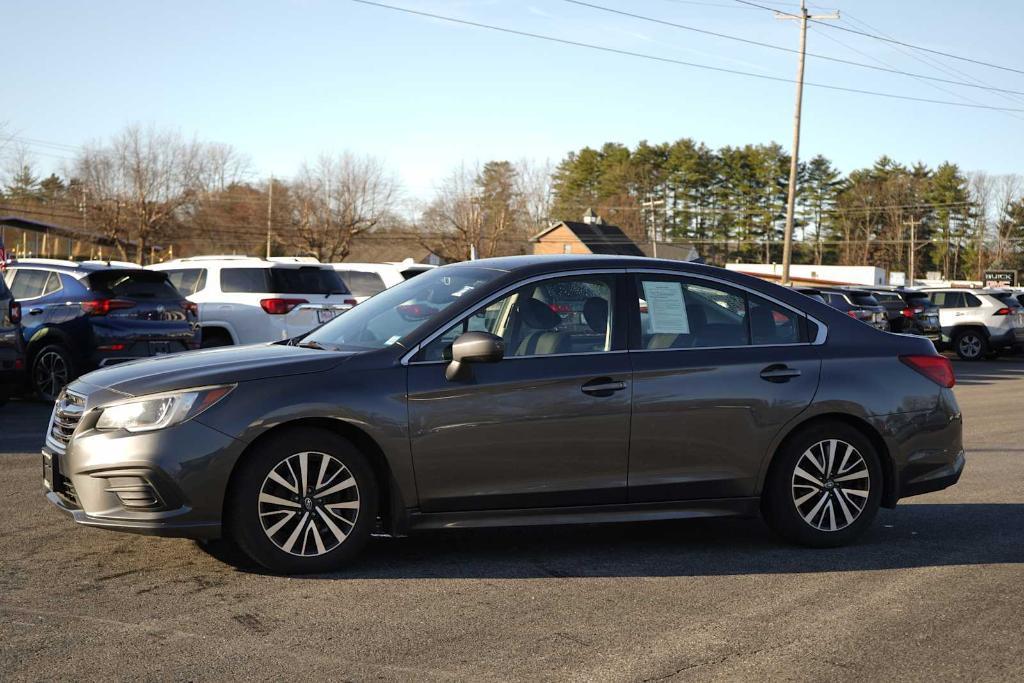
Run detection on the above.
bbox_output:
[405,497,760,532]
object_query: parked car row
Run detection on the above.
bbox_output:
[1,256,435,401]
[793,283,1024,361]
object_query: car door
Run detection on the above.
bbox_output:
[406,271,632,512]
[627,271,822,502]
[9,268,58,338]
[928,291,967,338]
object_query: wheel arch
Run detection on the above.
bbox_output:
[760,412,897,509]
[223,417,407,536]
[950,324,990,340]
[199,324,237,345]
[26,326,78,362]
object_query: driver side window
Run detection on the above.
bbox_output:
[416,275,617,362]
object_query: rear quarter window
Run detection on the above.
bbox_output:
[848,293,881,307]
[220,268,271,293]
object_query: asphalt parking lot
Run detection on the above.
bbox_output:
[2,359,1023,682]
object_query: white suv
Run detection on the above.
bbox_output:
[920,288,1024,360]
[330,260,437,303]
[149,256,356,346]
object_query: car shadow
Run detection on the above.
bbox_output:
[198,503,1024,579]
[0,400,50,455]
[950,356,1024,386]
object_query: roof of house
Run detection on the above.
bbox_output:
[531,220,646,257]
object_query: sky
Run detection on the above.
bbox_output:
[5,0,1024,202]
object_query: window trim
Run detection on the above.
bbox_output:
[402,268,628,365]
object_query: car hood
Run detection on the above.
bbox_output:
[70,343,353,398]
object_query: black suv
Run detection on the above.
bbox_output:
[0,271,26,405]
[3,259,200,400]
[815,287,889,331]
[868,289,941,341]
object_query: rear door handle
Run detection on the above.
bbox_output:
[760,364,801,383]
[581,378,627,397]
[29,308,43,315]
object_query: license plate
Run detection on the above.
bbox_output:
[42,451,55,491]
[149,341,171,355]
[317,309,339,324]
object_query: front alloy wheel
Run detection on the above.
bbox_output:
[228,428,377,574]
[258,451,361,557]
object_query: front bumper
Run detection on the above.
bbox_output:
[43,416,246,539]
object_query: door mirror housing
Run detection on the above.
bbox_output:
[445,331,504,381]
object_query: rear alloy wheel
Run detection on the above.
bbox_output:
[32,344,75,402]
[953,329,987,361]
[228,428,377,574]
[763,421,882,547]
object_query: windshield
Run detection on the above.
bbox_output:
[303,266,504,351]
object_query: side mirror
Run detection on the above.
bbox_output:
[445,331,504,381]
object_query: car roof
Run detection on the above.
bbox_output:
[151,257,329,270]
[6,258,138,275]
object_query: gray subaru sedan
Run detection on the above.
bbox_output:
[43,255,965,574]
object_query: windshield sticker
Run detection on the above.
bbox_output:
[385,335,402,346]
[643,281,690,334]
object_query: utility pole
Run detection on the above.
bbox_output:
[906,217,919,285]
[777,0,839,284]
[266,175,273,259]
[641,196,666,258]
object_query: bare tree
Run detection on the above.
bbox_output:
[419,161,531,262]
[992,174,1023,267]
[75,125,203,263]
[515,158,553,236]
[289,153,398,262]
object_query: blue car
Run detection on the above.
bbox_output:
[3,259,200,401]
[0,272,26,405]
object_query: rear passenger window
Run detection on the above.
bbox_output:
[749,295,802,345]
[220,268,271,293]
[635,276,807,349]
[10,269,50,299]
[964,293,981,307]
[42,272,62,296]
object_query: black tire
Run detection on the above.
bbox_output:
[953,329,988,361]
[226,427,377,574]
[762,420,883,548]
[200,328,234,348]
[31,344,76,402]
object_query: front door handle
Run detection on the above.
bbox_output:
[760,364,801,383]
[581,378,627,397]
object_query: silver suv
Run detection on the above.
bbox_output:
[921,288,1024,360]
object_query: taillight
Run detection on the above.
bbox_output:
[900,308,914,318]
[397,303,438,319]
[183,301,199,317]
[260,298,308,315]
[848,309,870,320]
[344,298,357,307]
[82,299,135,316]
[900,355,955,388]
[994,307,1013,316]
[9,301,21,325]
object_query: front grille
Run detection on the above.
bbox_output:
[46,390,85,454]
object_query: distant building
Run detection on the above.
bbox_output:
[0,215,136,261]
[531,209,646,257]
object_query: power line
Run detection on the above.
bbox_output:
[564,0,1024,97]
[350,1,1024,113]
[733,0,1024,76]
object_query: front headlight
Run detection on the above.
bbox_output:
[95,385,235,433]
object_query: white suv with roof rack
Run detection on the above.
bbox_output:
[148,256,356,346]
[329,259,438,303]
[919,287,1024,360]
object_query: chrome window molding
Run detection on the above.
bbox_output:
[401,268,627,366]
